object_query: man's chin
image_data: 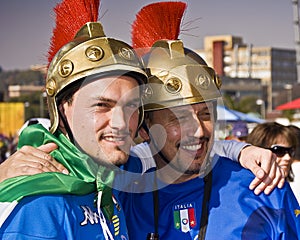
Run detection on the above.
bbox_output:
[181,159,204,175]
[90,148,129,167]
[107,151,129,166]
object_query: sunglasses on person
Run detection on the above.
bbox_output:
[268,145,295,158]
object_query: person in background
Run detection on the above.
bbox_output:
[247,122,297,182]
[0,136,8,164]
[225,121,249,142]
[288,125,300,203]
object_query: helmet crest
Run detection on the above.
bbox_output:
[131,2,221,111]
[48,0,100,65]
[132,1,187,57]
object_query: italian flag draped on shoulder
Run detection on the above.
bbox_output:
[0,124,114,227]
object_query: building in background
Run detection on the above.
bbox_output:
[196,35,298,113]
[8,85,44,98]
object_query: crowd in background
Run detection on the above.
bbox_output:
[0,134,17,164]
[0,118,51,164]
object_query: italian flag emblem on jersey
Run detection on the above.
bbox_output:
[173,202,196,233]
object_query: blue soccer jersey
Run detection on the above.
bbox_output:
[0,193,129,240]
[120,156,300,239]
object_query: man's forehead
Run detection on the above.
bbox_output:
[80,75,140,92]
[84,74,140,85]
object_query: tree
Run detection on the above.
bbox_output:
[222,94,262,116]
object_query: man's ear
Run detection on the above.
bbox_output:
[57,103,68,134]
[138,125,150,142]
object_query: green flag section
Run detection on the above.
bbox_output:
[0,124,114,226]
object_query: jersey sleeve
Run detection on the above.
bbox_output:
[212,140,249,162]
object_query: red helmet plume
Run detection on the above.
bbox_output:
[47,0,100,65]
[131,1,187,56]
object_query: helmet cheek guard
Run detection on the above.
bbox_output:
[46,22,147,133]
[142,40,222,111]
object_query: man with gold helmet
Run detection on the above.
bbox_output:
[0,0,147,239]
[0,6,286,198]
[116,2,300,240]
[0,1,293,239]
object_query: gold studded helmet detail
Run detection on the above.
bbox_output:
[142,40,222,111]
[46,22,147,133]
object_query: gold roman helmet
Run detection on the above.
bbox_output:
[46,22,147,133]
[142,39,222,111]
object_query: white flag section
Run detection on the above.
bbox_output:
[0,201,18,227]
[131,142,156,174]
[179,208,190,233]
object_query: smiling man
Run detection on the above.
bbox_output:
[119,37,300,240]
[0,0,147,239]
[145,102,216,182]
[117,2,300,239]
[63,75,141,166]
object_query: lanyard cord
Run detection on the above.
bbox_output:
[198,170,213,240]
[151,170,212,240]
[153,183,159,235]
[147,174,160,240]
[97,192,114,240]
[145,125,213,239]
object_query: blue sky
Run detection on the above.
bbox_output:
[0,0,296,70]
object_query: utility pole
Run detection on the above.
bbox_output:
[292,0,300,83]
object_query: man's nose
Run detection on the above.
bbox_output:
[110,106,126,130]
[190,113,205,138]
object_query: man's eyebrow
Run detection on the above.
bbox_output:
[92,96,140,104]
[92,97,117,104]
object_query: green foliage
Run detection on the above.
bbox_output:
[238,96,260,113]
[222,94,235,109]
[222,94,262,116]
[0,70,45,92]
[281,109,295,121]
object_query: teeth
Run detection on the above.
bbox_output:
[181,144,202,151]
[105,136,124,142]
